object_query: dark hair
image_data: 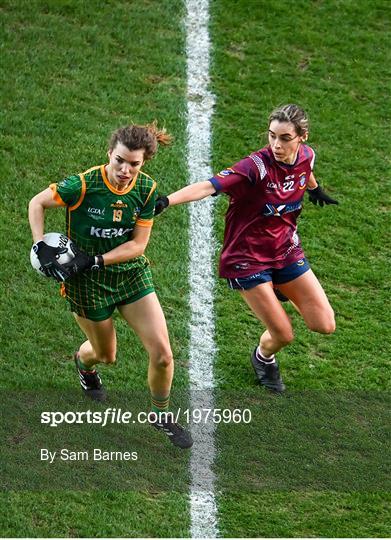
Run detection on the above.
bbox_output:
[268,104,309,136]
[109,121,173,160]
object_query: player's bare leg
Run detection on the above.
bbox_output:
[277,270,335,334]
[73,314,117,367]
[118,293,173,398]
[240,283,292,392]
[72,315,116,401]
[118,293,192,448]
[240,283,294,357]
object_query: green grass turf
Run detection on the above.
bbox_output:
[1,491,191,538]
[1,0,390,537]
[216,491,391,538]
[1,0,191,537]
[209,0,390,536]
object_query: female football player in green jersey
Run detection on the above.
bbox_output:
[28,123,192,449]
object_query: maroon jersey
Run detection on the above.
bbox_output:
[209,144,315,278]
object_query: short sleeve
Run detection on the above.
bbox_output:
[209,169,245,195]
[136,181,156,228]
[50,175,83,207]
[209,156,261,197]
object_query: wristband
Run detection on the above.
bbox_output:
[91,254,104,271]
[32,240,44,254]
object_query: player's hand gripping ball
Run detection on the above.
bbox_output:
[30,232,75,282]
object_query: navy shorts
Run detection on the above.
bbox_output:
[227,258,310,290]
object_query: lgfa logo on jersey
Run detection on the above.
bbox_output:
[299,172,307,189]
[88,207,106,221]
[88,207,105,216]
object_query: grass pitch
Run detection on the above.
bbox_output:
[2,0,191,537]
[210,0,390,536]
[1,0,390,537]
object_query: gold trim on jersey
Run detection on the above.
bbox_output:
[69,174,87,211]
[66,174,86,238]
[81,165,101,176]
[136,218,154,228]
[144,181,157,205]
[49,183,67,207]
[60,282,66,297]
[101,164,138,195]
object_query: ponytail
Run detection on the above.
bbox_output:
[145,120,173,147]
[109,121,173,160]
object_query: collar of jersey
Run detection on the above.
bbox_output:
[101,164,138,195]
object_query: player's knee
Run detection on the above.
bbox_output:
[152,349,173,369]
[280,330,295,346]
[273,327,294,346]
[99,351,117,365]
[318,318,336,334]
[308,310,336,334]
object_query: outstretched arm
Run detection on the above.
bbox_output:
[155,180,216,215]
[169,180,216,205]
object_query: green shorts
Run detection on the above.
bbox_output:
[64,258,155,321]
[72,287,154,321]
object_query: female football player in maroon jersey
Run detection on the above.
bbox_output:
[155,104,338,392]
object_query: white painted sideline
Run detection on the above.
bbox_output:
[185,0,219,538]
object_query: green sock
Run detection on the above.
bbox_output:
[151,394,170,416]
[77,357,95,372]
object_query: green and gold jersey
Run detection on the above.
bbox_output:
[51,164,156,268]
[50,164,157,310]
